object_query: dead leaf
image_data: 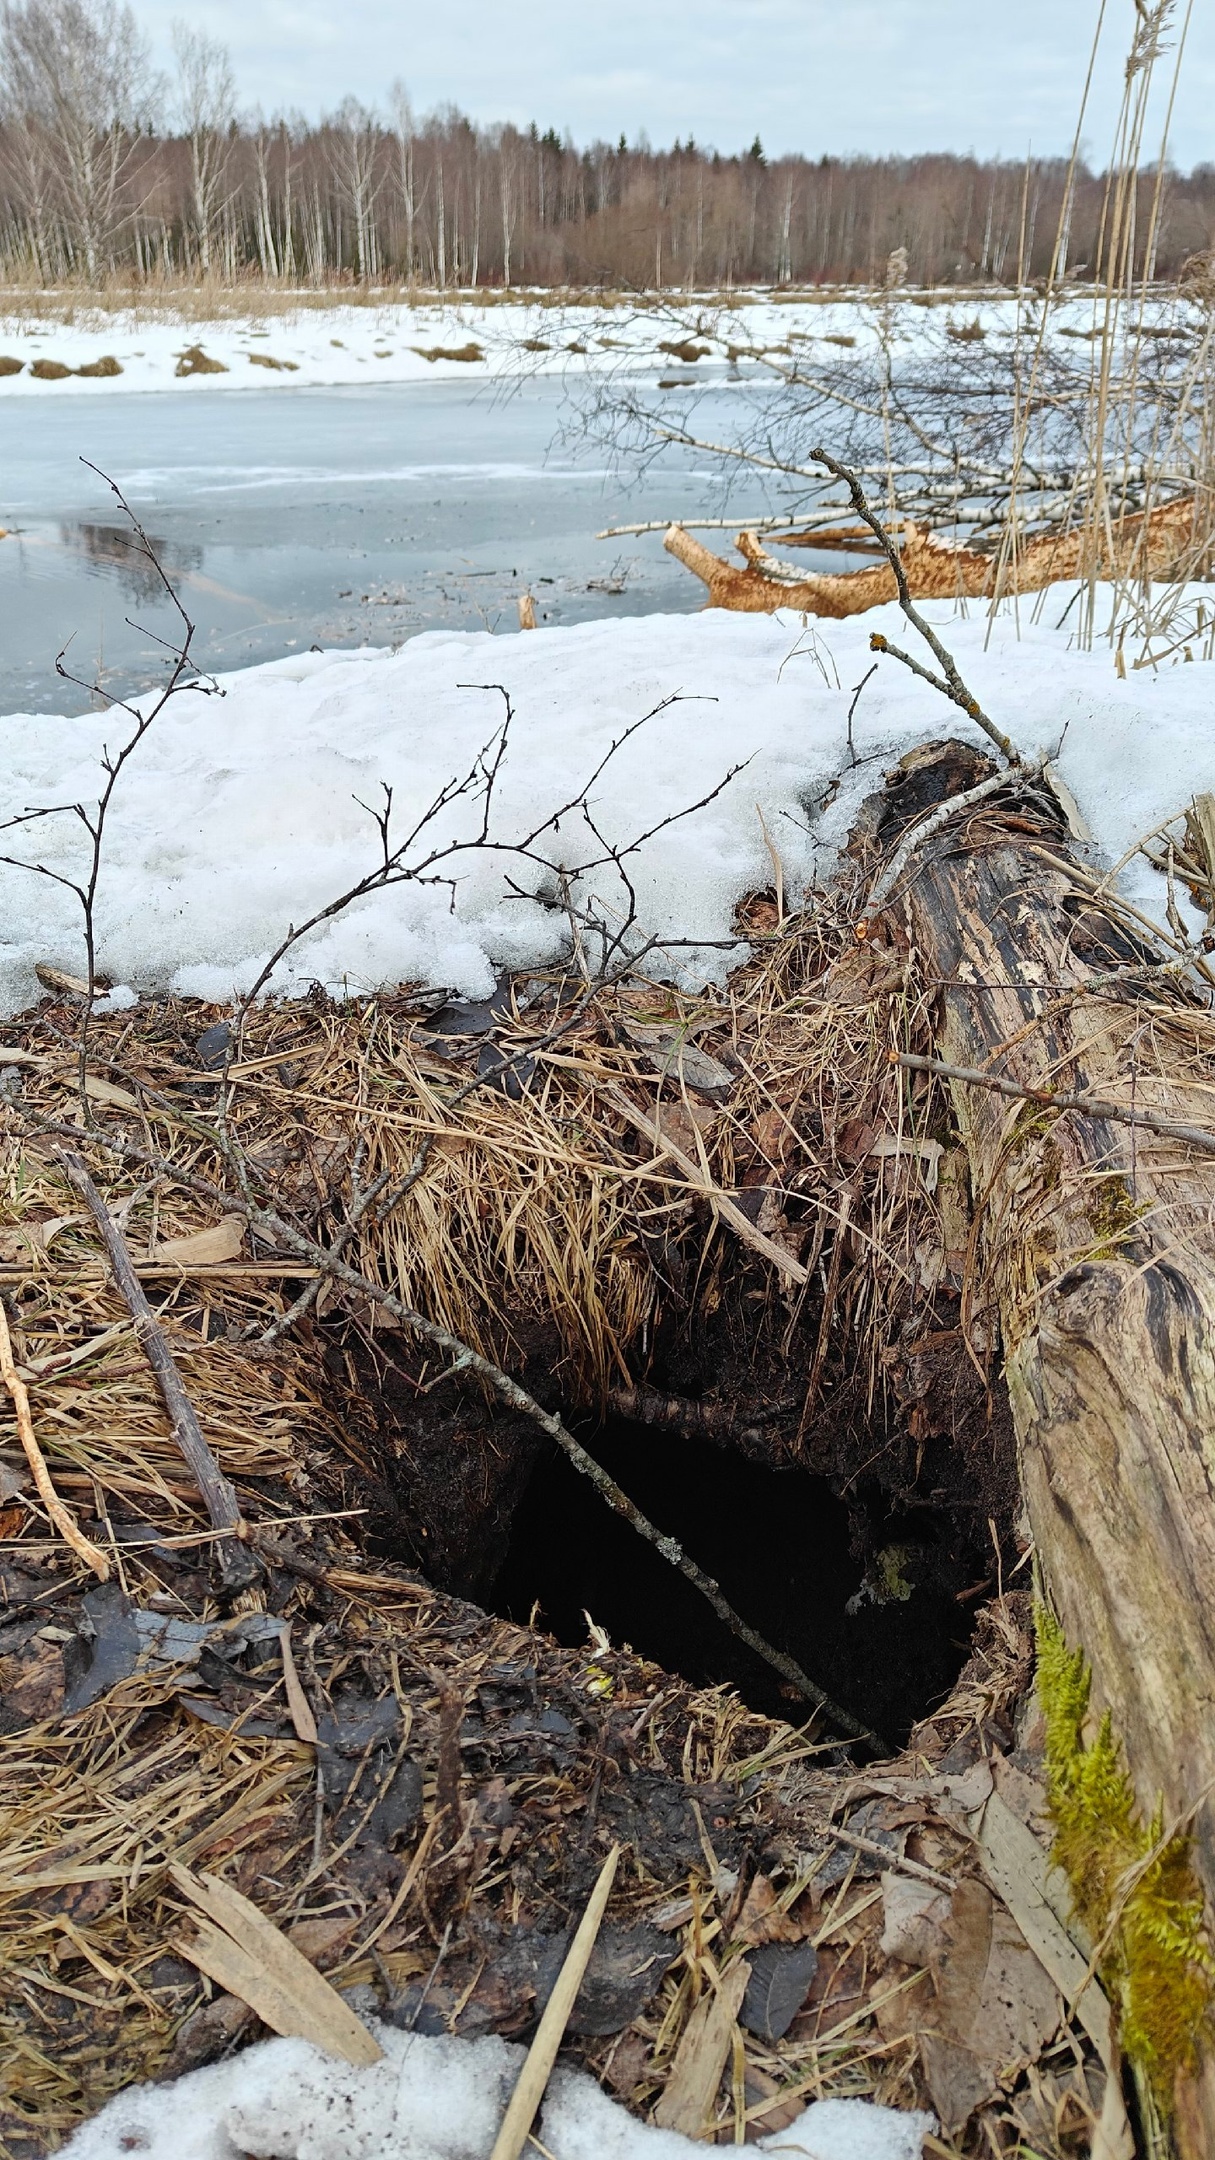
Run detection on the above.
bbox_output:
[748,1105,796,1164]
[0,1636,66,1719]
[921,1878,1062,2132]
[602,2029,651,2098]
[970,1788,1112,2068]
[656,1100,718,1158]
[734,1872,806,1947]
[287,1914,361,1967]
[869,1132,944,1193]
[151,1216,246,1267]
[0,1214,86,1264]
[740,1940,819,2041]
[622,1023,735,1098]
[880,1874,952,1966]
[83,1075,139,1110]
[158,1991,255,2080]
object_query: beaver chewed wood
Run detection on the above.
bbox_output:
[873,739,1215,2141]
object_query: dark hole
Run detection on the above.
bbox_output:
[491,1415,979,1745]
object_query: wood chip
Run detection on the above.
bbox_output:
[278,1623,318,1744]
[169,1863,382,2065]
[654,1957,751,2135]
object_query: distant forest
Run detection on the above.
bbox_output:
[2,0,1214,288]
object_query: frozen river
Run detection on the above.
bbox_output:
[0,374,758,714]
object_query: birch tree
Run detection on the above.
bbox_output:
[0,0,156,277]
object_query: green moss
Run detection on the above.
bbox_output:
[1035,1604,1212,2102]
[1085,1173,1149,1258]
[874,1543,914,1602]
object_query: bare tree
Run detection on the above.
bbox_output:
[171,21,233,276]
[329,95,380,281]
[0,0,157,277]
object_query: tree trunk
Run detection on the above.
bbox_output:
[883,743,1215,2147]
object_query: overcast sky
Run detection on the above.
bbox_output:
[142,0,1215,169]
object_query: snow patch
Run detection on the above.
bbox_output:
[0,597,1210,1018]
[59,2026,935,2160]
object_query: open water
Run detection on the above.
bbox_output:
[0,374,766,713]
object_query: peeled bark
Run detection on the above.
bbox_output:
[665,496,1200,617]
[879,744,1215,2145]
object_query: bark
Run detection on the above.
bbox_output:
[881,743,1215,2144]
[664,498,1199,619]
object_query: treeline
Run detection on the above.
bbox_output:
[2,0,1215,289]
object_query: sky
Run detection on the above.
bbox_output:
[139,0,1215,169]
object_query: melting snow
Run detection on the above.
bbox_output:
[60,2025,935,2160]
[0,595,1209,1018]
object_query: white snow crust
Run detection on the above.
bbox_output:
[59,2025,935,2160]
[0,290,1178,397]
[1,596,1211,1017]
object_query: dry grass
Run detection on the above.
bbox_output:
[0,910,1112,2154]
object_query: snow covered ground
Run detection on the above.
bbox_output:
[62,2024,934,2160]
[0,591,1208,1019]
[0,288,1180,398]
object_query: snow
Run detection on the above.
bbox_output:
[1,595,1212,1018]
[0,289,1175,397]
[59,2025,935,2160]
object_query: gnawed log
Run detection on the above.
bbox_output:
[869,742,1215,2141]
[665,495,1199,617]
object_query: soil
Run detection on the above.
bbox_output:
[321,1263,1021,1748]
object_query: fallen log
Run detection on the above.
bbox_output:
[871,742,1215,2142]
[665,495,1199,617]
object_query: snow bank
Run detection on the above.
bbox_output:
[1,595,1210,1018]
[60,2025,934,2160]
[0,290,1171,397]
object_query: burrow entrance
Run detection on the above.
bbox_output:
[334,1330,1014,1750]
[492,1415,991,1745]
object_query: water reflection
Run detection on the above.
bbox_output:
[60,522,204,604]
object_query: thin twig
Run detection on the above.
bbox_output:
[895,1050,1215,1159]
[19,1105,881,1748]
[58,1150,261,1592]
[862,762,1044,927]
[809,446,1021,765]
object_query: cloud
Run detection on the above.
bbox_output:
[138,0,1215,167]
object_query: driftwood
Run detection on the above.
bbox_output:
[871,743,1215,2142]
[665,495,1199,617]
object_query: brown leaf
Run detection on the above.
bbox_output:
[622,1023,735,1098]
[158,1992,255,2081]
[0,1214,86,1263]
[879,1875,952,1967]
[921,1878,1062,2131]
[656,1101,718,1158]
[287,1914,361,1968]
[836,1115,875,1164]
[734,1872,806,1947]
[749,1108,795,1166]
[152,1216,246,1267]
[602,2029,652,2099]
[0,1636,66,1719]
